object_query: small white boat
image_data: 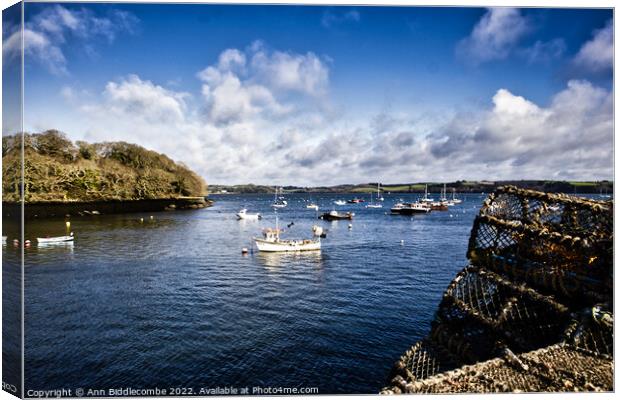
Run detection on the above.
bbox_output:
[334,200,346,206]
[271,187,288,208]
[420,184,434,203]
[37,232,74,243]
[306,203,319,210]
[440,184,448,203]
[237,208,261,220]
[451,188,463,204]
[254,215,320,252]
[366,188,383,208]
[312,225,324,237]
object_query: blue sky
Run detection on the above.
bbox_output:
[2,3,614,185]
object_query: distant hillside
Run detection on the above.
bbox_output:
[210,180,613,195]
[2,130,207,202]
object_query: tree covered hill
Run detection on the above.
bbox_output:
[2,130,207,202]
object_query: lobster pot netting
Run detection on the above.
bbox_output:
[385,344,613,394]
[383,187,613,394]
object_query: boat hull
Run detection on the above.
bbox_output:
[37,236,74,243]
[237,213,261,220]
[254,238,321,252]
[391,208,430,215]
[319,213,353,221]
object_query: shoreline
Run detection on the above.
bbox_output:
[3,197,213,219]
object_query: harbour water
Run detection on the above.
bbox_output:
[7,193,492,393]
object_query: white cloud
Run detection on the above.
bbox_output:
[197,43,328,125]
[250,46,329,96]
[457,8,530,64]
[4,28,69,75]
[321,9,361,28]
[521,38,566,64]
[102,75,190,124]
[427,80,612,180]
[2,5,139,75]
[573,20,613,73]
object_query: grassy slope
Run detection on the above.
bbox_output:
[2,131,207,202]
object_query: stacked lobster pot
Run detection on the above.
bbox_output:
[382,186,613,394]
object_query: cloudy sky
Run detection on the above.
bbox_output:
[2,3,613,185]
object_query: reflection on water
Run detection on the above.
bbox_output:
[34,241,75,252]
[256,250,324,270]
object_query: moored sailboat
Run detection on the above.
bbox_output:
[420,184,434,204]
[430,184,450,210]
[451,188,463,204]
[272,187,287,208]
[366,189,383,208]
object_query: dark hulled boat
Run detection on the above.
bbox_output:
[319,210,355,220]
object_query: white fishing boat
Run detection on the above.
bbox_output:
[37,232,74,243]
[236,208,261,220]
[334,200,346,206]
[272,187,287,208]
[391,202,431,215]
[254,214,320,252]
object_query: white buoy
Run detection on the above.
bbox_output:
[400,240,404,245]
[348,223,353,229]
[241,247,249,255]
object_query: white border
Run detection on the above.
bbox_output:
[0,2,616,400]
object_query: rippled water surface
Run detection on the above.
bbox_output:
[9,193,491,393]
